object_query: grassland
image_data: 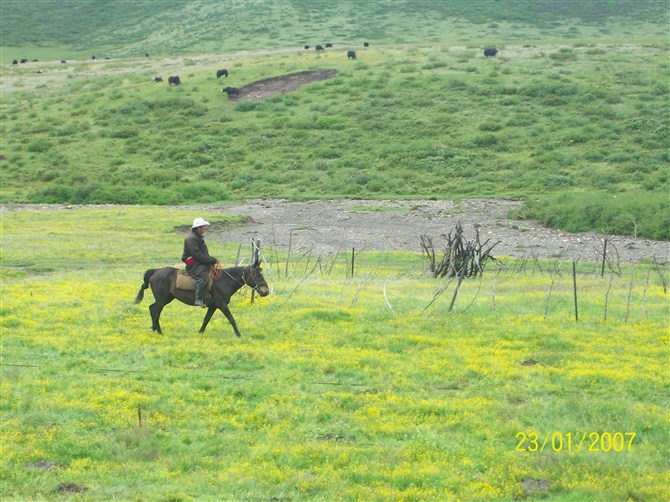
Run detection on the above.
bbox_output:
[1,1,669,240]
[1,1,667,59]
[1,207,668,500]
[1,3,669,498]
[1,41,668,239]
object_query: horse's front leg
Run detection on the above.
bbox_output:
[218,303,242,337]
[199,306,217,333]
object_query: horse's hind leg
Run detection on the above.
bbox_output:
[149,298,172,334]
[149,302,166,335]
[149,302,161,333]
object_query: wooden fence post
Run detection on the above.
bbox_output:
[285,230,293,278]
[572,262,579,321]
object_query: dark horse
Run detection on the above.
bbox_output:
[134,264,269,337]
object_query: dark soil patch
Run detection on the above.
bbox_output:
[230,69,338,101]
[508,396,527,405]
[521,478,552,495]
[436,383,464,391]
[5,265,53,276]
[54,482,87,494]
[26,461,61,470]
[315,433,355,441]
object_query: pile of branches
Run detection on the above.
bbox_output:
[421,223,500,278]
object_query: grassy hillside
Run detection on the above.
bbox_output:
[1,206,668,500]
[1,0,667,58]
[0,0,668,240]
[2,44,668,238]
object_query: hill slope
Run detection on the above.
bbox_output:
[1,0,668,58]
[0,1,668,240]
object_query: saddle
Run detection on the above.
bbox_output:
[176,269,214,292]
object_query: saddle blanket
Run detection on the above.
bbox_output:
[176,269,214,292]
[176,269,196,291]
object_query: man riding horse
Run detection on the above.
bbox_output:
[182,217,220,307]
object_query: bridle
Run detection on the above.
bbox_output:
[220,265,266,291]
[244,265,268,291]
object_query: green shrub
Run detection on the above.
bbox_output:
[549,48,577,61]
[179,182,231,202]
[471,134,499,148]
[108,127,139,139]
[513,191,669,240]
[314,116,346,130]
[26,139,52,152]
[422,61,448,70]
[478,121,503,131]
[234,101,262,112]
[29,184,72,202]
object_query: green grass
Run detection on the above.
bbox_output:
[1,1,668,240]
[1,207,669,500]
[2,1,667,59]
[512,190,670,240]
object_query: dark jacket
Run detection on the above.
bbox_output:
[182,230,217,281]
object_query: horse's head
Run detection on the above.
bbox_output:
[244,265,269,297]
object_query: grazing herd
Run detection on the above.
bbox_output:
[11,42,500,99]
[153,42,500,100]
[150,41,373,100]
[12,54,111,65]
[305,42,367,55]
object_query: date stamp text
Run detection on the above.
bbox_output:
[515,431,636,453]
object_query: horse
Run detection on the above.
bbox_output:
[134,263,269,337]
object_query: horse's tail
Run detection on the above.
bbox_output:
[134,269,156,304]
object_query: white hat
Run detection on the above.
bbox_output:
[192,217,211,228]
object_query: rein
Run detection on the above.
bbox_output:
[213,265,265,290]
[220,266,250,288]
[209,264,223,281]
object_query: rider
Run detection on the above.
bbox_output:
[182,217,221,307]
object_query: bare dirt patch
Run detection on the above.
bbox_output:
[521,478,552,496]
[25,461,61,471]
[2,199,668,264]
[204,199,668,264]
[53,482,87,494]
[227,69,338,101]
